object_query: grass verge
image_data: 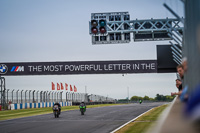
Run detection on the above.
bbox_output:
[115,104,168,133]
[0,104,121,121]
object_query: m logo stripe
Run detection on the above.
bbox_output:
[11,66,16,72]
[15,66,19,72]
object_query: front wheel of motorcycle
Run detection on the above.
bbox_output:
[54,112,57,118]
[81,111,84,115]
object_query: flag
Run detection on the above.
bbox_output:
[57,83,60,90]
[70,85,73,91]
[74,85,77,92]
[65,83,68,90]
[61,83,64,90]
[52,82,55,90]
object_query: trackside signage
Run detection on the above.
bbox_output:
[0,60,157,76]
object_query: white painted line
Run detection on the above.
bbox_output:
[110,107,154,133]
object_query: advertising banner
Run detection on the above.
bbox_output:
[0,60,157,76]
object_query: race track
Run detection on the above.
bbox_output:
[0,102,167,133]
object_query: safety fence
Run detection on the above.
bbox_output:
[0,89,116,110]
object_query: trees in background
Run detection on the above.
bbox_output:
[155,94,175,101]
[130,96,143,101]
[129,94,175,102]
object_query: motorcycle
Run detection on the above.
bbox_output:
[139,100,142,104]
[79,103,86,115]
[53,105,60,118]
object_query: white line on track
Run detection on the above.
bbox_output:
[110,107,154,133]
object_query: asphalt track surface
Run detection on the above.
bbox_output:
[0,102,167,133]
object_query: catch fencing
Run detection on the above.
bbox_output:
[1,89,115,106]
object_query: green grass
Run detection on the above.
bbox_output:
[122,122,152,133]
[0,104,121,121]
[116,104,168,133]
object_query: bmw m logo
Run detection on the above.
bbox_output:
[11,66,24,72]
[0,64,8,74]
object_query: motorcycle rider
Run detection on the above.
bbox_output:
[79,101,86,115]
[80,101,86,109]
[54,102,61,114]
[139,99,142,104]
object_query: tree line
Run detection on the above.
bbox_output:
[118,94,175,102]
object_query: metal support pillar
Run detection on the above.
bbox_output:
[48,91,51,102]
[0,77,6,109]
[184,0,200,91]
[36,90,39,103]
[6,89,9,104]
[25,90,28,103]
[72,92,74,102]
[40,91,43,102]
[21,90,23,103]
[32,90,35,103]
[29,90,31,103]
[51,92,53,102]
[11,89,14,103]
[66,92,68,101]
[60,91,63,102]
[16,89,19,104]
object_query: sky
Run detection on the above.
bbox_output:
[0,0,184,99]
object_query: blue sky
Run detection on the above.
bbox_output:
[0,0,184,99]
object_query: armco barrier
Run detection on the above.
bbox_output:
[10,101,72,110]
